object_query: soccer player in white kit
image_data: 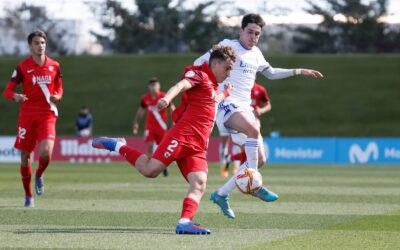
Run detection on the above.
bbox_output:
[194,13,323,219]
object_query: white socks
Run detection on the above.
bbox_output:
[115,142,124,153]
[217,163,248,196]
[244,138,258,170]
[219,142,229,164]
[232,144,241,166]
[178,218,191,224]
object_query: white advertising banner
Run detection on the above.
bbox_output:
[0,136,20,163]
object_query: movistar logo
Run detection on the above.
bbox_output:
[349,142,379,163]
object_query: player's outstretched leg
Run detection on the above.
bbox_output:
[176,172,210,235]
[210,191,235,219]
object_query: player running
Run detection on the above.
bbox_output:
[92,45,235,235]
[132,77,175,177]
[224,81,272,169]
[2,30,63,207]
[194,13,323,219]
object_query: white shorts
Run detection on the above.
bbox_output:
[216,100,261,146]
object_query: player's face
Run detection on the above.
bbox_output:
[239,23,262,49]
[148,82,160,94]
[212,60,233,83]
[29,36,46,56]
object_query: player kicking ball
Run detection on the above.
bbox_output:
[2,30,63,207]
[195,13,323,219]
[92,45,235,235]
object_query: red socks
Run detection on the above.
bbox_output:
[231,151,247,165]
[35,157,50,177]
[180,197,199,220]
[20,165,32,197]
[119,145,144,166]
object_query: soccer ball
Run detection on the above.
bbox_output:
[235,168,263,194]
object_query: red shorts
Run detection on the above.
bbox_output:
[14,113,57,152]
[153,134,208,181]
[144,128,165,145]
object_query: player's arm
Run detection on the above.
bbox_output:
[132,106,145,134]
[3,66,27,103]
[50,66,63,102]
[157,79,192,110]
[214,83,233,103]
[254,101,271,117]
[261,66,323,80]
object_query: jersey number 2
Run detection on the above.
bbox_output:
[18,127,26,139]
[164,139,178,158]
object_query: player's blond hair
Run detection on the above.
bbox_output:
[209,45,236,66]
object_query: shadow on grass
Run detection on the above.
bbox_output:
[15,227,172,235]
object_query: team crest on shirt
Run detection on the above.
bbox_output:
[32,75,52,85]
[185,70,195,78]
[48,66,54,72]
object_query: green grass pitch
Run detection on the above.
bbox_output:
[0,163,399,249]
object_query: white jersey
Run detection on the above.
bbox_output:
[195,39,270,107]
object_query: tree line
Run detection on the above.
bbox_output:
[1,0,399,55]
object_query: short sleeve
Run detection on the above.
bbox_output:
[183,70,205,86]
[10,66,23,84]
[256,48,270,72]
[261,87,270,102]
[140,96,147,108]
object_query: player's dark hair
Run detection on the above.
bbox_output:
[241,13,265,29]
[27,30,47,44]
[148,77,159,84]
[209,45,236,67]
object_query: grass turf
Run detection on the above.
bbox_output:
[0,163,399,249]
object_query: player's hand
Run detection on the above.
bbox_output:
[157,98,169,110]
[253,107,262,117]
[301,69,324,78]
[50,93,61,102]
[224,83,233,95]
[132,123,139,135]
[13,93,28,103]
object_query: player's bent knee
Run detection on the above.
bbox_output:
[140,159,166,178]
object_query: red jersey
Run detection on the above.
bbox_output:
[171,63,218,151]
[3,56,63,116]
[251,82,269,109]
[140,91,168,131]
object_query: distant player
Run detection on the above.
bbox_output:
[194,13,323,218]
[132,77,175,177]
[92,45,235,235]
[76,106,93,137]
[224,81,272,169]
[2,30,63,207]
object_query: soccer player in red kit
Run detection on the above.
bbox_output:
[132,77,175,176]
[225,82,272,167]
[2,30,63,208]
[92,45,235,235]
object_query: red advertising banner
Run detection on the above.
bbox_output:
[33,137,223,163]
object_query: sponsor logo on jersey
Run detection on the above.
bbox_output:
[32,75,52,85]
[239,60,258,74]
[27,69,34,73]
[349,142,379,163]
